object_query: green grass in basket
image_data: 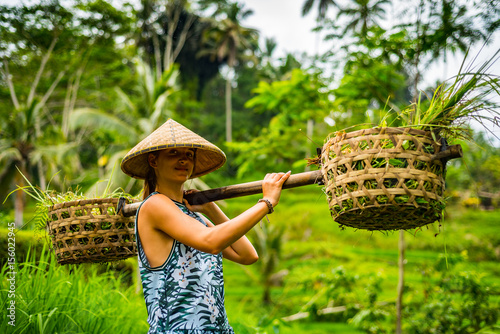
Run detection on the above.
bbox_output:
[4,167,139,231]
[384,48,500,140]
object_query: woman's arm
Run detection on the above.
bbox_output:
[142,172,290,258]
[196,203,259,265]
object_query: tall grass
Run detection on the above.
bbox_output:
[386,48,500,141]
[0,246,147,334]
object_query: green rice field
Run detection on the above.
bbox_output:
[1,186,499,333]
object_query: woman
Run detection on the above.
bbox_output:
[121,119,290,333]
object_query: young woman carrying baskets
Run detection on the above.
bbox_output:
[121,119,290,333]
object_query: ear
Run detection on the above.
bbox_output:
[148,153,157,168]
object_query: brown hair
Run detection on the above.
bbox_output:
[143,151,159,200]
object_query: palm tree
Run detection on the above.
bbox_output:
[0,101,43,228]
[0,1,136,227]
[70,58,208,194]
[337,0,390,39]
[0,33,76,227]
[139,0,197,79]
[400,0,489,100]
[201,2,258,142]
[426,0,487,65]
[259,38,281,82]
[302,0,339,21]
[262,37,277,62]
[0,97,80,228]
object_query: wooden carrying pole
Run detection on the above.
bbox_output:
[120,170,324,217]
[118,144,463,218]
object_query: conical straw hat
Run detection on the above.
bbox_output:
[121,119,226,179]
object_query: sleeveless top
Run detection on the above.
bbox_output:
[135,192,234,334]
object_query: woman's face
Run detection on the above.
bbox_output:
[150,148,195,182]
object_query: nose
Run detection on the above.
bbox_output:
[178,152,191,163]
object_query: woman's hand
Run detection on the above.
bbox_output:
[261,171,291,207]
[183,189,217,215]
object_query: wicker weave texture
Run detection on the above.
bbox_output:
[47,198,136,264]
[321,127,446,231]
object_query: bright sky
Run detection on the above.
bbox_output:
[242,0,322,57]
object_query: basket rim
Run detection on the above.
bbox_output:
[328,126,436,141]
[48,197,122,211]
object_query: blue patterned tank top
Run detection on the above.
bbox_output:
[135,192,234,334]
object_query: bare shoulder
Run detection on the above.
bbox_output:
[139,194,180,224]
[138,193,216,253]
[141,193,174,210]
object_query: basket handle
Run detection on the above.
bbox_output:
[119,170,324,217]
[431,144,462,162]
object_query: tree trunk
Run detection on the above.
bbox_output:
[38,160,46,191]
[28,36,58,106]
[225,76,232,142]
[161,4,193,76]
[263,280,272,305]
[396,230,405,333]
[63,65,84,138]
[305,119,314,171]
[172,14,195,63]
[2,59,20,109]
[152,33,162,80]
[14,165,26,228]
[14,188,24,229]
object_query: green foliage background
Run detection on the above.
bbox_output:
[0,0,499,333]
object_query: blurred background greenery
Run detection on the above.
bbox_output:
[0,0,499,333]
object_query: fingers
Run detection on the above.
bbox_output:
[263,171,291,191]
[183,189,199,195]
[277,171,291,186]
[265,171,291,179]
[262,171,291,208]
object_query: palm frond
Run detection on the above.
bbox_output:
[0,146,22,164]
[70,108,139,140]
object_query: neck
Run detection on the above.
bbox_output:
[156,181,184,203]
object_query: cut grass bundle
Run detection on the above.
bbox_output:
[385,48,500,140]
[6,169,139,264]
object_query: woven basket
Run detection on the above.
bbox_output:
[47,198,137,264]
[321,127,446,231]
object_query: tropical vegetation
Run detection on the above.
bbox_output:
[1,0,499,333]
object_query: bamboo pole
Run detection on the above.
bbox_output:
[119,170,324,217]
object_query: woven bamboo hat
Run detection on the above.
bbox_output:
[121,119,226,179]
